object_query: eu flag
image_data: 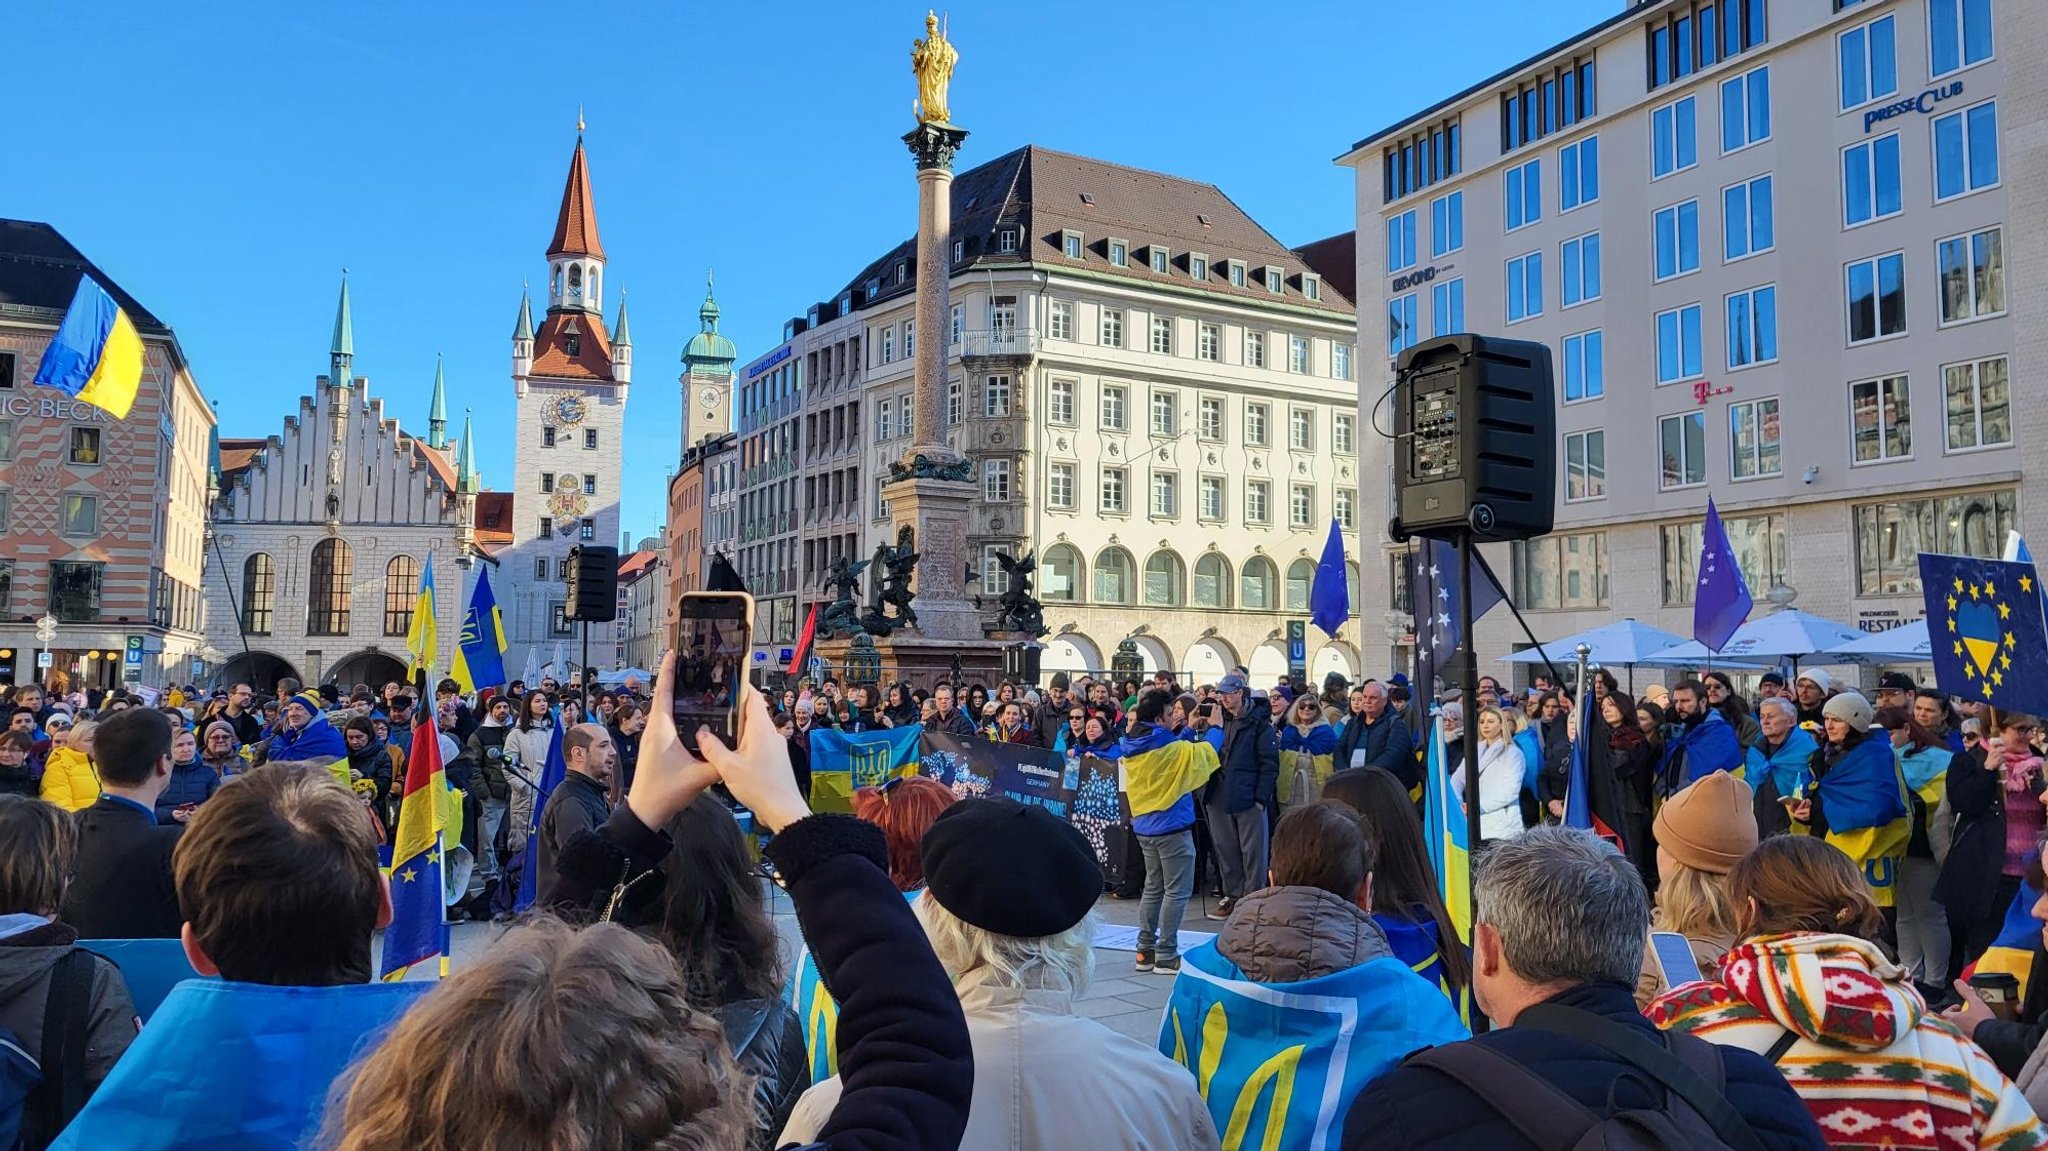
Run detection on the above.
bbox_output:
[381,706,446,980]
[1693,497,1753,653]
[1920,553,2048,716]
[451,566,509,694]
[514,719,567,912]
[1309,519,1351,639]
[1409,538,1506,700]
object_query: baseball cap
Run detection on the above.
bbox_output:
[1216,672,1249,695]
[1877,671,1917,693]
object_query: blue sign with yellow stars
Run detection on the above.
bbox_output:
[1920,553,2048,716]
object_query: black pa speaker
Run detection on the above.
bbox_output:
[565,544,620,622]
[1390,334,1556,542]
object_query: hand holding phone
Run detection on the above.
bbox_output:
[670,592,753,750]
[626,649,724,833]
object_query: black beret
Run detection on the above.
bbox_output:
[921,798,1102,937]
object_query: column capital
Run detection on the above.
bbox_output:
[903,122,970,172]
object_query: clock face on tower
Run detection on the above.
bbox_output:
[699,387,721,409]
[549,395,588,426]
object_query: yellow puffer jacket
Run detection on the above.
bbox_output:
[39,746,100,811]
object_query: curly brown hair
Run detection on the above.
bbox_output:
[1730,835,1884,941]
[324,918,752,1151]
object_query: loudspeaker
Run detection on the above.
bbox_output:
[1390,334,1556,542]
[565,544,619,622]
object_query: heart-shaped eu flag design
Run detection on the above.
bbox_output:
[1957,599,2002,676]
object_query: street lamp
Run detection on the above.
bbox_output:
[1110,637,1144,680]
[844,633,882,689]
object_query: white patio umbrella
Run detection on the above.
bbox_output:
[1824,619,1930,664]
[1638,608,1865,671]
[1499,619,1692,667]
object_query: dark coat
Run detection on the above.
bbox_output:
[152,761,220,823]
[1216,705,1279,814]
[1934,746,2015,923]
[62,797,184,940]
[1343,981,1827,1151]
[716,996,810,1151]
[1337,713,1415,788]
[535,772,610,900]
[932,707,978,739]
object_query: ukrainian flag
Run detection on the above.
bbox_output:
[381,706,447,980]
[1122,725,1220,817]
[32,275,145,419]
[1817,735,1911,908]
[404,555,439,679]
[1421,713,1471,945]
[451,566,508,694]
[1968,880,2041,998]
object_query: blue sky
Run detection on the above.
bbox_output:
[11,0,1614,540]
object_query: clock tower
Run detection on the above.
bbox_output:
[680,270,737,453]
[504,126,631,677]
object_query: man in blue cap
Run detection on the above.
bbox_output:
[1204,672,1277,920]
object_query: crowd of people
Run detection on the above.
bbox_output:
[5,656,2048,1150]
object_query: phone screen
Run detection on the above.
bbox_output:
[1648,931,1703,987]
[672,593,751,748]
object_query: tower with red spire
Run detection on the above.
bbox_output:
[503,123,633,675]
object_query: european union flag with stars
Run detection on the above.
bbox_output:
[1920,553,2048,717]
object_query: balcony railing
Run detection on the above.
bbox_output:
[958,328,1040,358]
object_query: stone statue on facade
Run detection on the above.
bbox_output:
[910,10,958,125]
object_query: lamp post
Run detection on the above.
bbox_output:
[1110,637,1144,681]
[845,633,883,690]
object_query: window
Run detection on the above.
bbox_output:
[1241,556,1278,611]
[1042,543,1082,602]
[1505,159,1542,230]
[307,537,353,635]
[1431,191,1464,257]
[1333,343,1353,381]
[1109,240,1128,267]
[1094,547,1134,604]
[997,228,1017,254]
[1152,472,1178,518]
[1839,15,1898,110]
[0,420,11,462]
[1850,375,1913,463]
[1228,261,1246,288]
[1654,201,1700,280]
[1150,316,1174,355]
[1048,462,1075,509]
[1149,391,1177,437]
[950,305,963,345]
[1730,397,1783,478]
[1049,301,1073,340]
[1383,115,1464,202]
[1560,136,1599,211]
[1063,231,1084,260]
[1265,268,1283,294]
[1191,254,1209,280]
[984,375,1012,417]
[1306,275,1321,302]
[1200,476,1225,521]
[584,429,597,449]
[1387,209,1419,273]
[1245,330,1266,368]
[1656,305,1704,384]
[241,553,275,635]
[1100,308,1124,348]
[1563,330,1604,402]
[384,555,419,637]
[550,603,574,636]
[947,379,962,425]
[1720,67,1770,153]
[1100,467,1127,514]
[1246,479,1271,524]
[1335,488,1356,529]
[1290,484,1314,528]
[1659,411,1707,488]
[1150,247,1170,274]
[1198,322,1220,361]
[1847,253,1907,343]
[580,518,595,541]
[535,558,549,580]
[1938,227,2004,326]
[1390,294,1420,356]
[543,426,557,448]
[1501,55,1598,151]
[541,472,555,494]
[1648,0,1765,89]
[1561,232,1601,307]
[1246,403,1270,447]
[1511,533,1608,609]
[877,398,894,439]
[557,558,570,581]
[1856,488,2013,596]
[1194,553,1231,608]
[881,327,895,364]
[1431,278,1465,337]
[1726,285,1778,369]
[583,474,596,495]
[1048,377,1075,425]
[983,459,1011,502]
[902,319,915,359]
[981,546,1012,596]
[1723,175,1774,261]
[1662,514,1787,605]
[1564,430,1606,501]
[48,561,104,623]
[1276,409,1308,453]
[1843,134,1903,225]
[1945,357,2011,451]
[1285,559,1316,611]
[539,515,553,538]
[67,427,100,465]
[59,494,97,536]
[1652,97,1697,178]
[1933,102,2000,200]
[1506,253,1543,322]
[1101,384,1127,431]
[1929,0,1994,77]
[1334,414,1355,454]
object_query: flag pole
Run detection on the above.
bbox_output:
[1454,531,1484,1033]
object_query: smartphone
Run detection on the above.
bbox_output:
[671,591,754,749]
[1648,930,1703,987]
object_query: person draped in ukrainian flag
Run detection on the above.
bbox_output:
[1276,693,1337,810]
[267,692,350,785]
[1120,690,1221,974]
[1790,692,1909,909]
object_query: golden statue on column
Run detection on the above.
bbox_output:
[911,10,958,125]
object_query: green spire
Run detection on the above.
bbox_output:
[330,271,355,388]
[699,268,721,327]
[682,268,737,377]
[427,355,448,449]
[613,292,632,345]
[514,290,534,341]
[456,408,479,494]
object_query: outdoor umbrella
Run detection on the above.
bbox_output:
[1499,618,1691,667]
[1637,608,1864,671]
[598,667,650,686]
[1823,619,1930,664]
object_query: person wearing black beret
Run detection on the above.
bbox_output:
[780,797,1222,1150]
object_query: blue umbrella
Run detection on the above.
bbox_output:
[1498,618,1691,667]
[1638,608,1863,669]
[1824,619,1930,665]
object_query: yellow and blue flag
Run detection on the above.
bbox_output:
[1921,552,2048,715]
[381,707,447,980]
[451,566,508,694]
[1421,713,1470,945]
[31,275,144,419]
[1968,880,2041,999]
[1817,735,1911,908]
[1122,726,1220,816]
[808,725,923,813]
[404,555,439,679]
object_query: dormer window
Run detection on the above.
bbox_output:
[1109,240,1129,267]
[997,228,1018,253]
[1304,274,1322,301]
[953,240,964,264]
[1062,231,1084,259]
[566,333,580,356]
[1227,261,1247,287]
[1149,247,1170,274]
[895,260,908,284]
[1265,268,1284,293]
[1189,253,1209,281]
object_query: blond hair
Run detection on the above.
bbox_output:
[1654,858,1738,942]
[915,890,1095,998]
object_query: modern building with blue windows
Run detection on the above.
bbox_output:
[1341,0,2031,674]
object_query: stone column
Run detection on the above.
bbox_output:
[901,122,969,465]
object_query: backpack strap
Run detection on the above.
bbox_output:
[1763,1028,1799,1064]
[30,949,97,1143]
[1407,1042,1598,1151]
[1520,1004,1767,1151]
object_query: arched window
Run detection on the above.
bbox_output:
[588,267,600,305]
[307,538,353,636]
[1241,556,1277,612]
[568,264,583,301]
[384,555,419,637]
[1093,546,1135,605]
[1042,543,1083,603]
[1347,561,1362,613]
[1193,553,1232,609]
[242,552,275,636]
[1286,559,1316,612]
[551,264,563,299]
[1144,550,1185,606]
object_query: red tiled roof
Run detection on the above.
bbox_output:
[474,491,515,544]
[529,310,615,381]
[1294,231,1357,306]
[217,437,267,483]
[617,549,659,582]
[413,440,456,490]
[547,138,605,260]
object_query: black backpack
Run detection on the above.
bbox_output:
[0,949,95,1151]
[1406,1004,1768,1151]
